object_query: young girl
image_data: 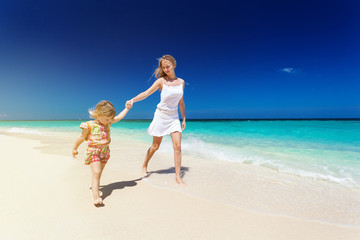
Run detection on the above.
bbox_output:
[126,55,186,185]
[72,100,130,207]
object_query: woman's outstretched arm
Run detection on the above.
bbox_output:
[126,78,162,108]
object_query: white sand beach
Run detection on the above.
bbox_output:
[1,133,360,240]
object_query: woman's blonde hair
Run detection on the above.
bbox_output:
[89,100,116,119]
[154,55,177,79]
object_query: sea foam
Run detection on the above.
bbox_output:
[158,135,360,188]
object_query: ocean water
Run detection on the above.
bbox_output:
[1,119,359,188]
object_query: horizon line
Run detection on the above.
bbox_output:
[1,118,360,122]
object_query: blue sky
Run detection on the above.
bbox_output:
[0,0,359,120]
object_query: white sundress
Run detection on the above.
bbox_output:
[147,81,184,137]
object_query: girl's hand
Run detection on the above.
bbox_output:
[182,121,186,131]
[126,99,134,109]
[72,149,78,158]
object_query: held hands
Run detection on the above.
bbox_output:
[125,99,134,109]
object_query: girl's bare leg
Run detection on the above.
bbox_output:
[170,131,185,185]
[89,162,106,205]
[142,136,162,177]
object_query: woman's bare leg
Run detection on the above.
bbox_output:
[170,131,185,185]
[142,136,163,177]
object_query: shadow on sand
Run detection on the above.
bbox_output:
[99,166,189,200]
[100,178,142,200]
[146,166,190,178]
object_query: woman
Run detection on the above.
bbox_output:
[126,55,186,185]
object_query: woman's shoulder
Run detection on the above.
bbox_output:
[152,77,163,86]
[154,77,165,88]
[156,77,165,83]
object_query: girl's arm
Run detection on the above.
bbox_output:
[72,128,90,158]
[179,80,186,130]
[126,78,162,108]
[112,108,130,124]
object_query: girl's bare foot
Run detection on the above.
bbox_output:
[93,198,104,207]
[89,185,102,196]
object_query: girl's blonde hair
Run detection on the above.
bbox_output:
[89,100,116,119]
[154,55,177,79]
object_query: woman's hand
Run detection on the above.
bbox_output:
[182,120,186,131]
[126,99,134,109]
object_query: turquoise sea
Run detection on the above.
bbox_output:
[1,119,359,188]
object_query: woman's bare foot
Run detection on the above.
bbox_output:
[141,166,148,178]
[93,198,104,207]
[176,177,186,186]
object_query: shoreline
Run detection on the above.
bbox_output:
[2,130,360,227]
[146,150,360,227]
[1,133,360,239]
[3,130,360,225]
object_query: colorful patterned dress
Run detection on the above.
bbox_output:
[79,121,111,165]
